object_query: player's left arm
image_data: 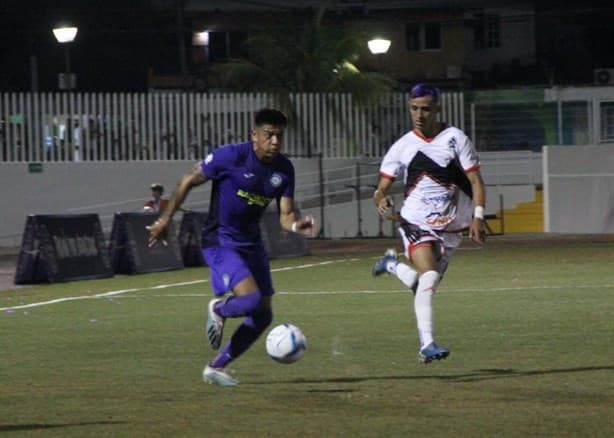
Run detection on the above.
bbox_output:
[466,168,486,245]
[278,196,316,237]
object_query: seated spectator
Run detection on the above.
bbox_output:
[144,183,169,212]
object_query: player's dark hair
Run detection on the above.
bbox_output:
[254,108,288,127]
[150,183,164,194]
[410,83,441,103]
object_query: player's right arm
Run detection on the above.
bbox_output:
[374,139,403,217]
[373,176,395,216]
[147,162,208,246]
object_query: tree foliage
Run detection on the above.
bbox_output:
[209,6,396,105]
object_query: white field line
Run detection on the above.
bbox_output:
[41,283,614,300]
[2,258,612,311]
[0,259,356,311]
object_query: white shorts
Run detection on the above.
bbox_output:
[398,226,462,276]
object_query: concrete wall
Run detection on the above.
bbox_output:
[1,161,199,247]
[544,145,614,233]
[0,155,540,249]
[0,158,361,248]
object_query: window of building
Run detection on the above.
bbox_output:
[208,31,248,62]
[424,23,441,50]
[562,102,590,144]
[406,24,420,51]
[474,12,500,49]
[406,22,442,51]
[485,14,501,48]
[600,101,614,142]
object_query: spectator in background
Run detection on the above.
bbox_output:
[144,183,169,212]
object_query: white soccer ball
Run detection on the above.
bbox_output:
[265,323,307,364]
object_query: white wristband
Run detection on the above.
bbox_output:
[291,221,298,232]
[474,206,485,220]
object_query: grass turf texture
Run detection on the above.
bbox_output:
[1,239,613,436]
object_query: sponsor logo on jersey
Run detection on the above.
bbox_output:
[237,189,273,207]
[425,213,455,227]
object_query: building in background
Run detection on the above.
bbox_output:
[172,0,540,92]
[1,1,612,92]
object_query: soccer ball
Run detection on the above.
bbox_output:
[265,323,307,364]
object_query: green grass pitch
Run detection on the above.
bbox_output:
[1,238,613,436]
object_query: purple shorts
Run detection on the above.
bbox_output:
[202,245,274,297]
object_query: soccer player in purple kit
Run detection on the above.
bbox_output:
[147,108,316,386]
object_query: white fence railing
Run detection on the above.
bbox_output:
[0,91,464,162]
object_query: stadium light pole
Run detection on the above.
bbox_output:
[53,26,78,89]
[53,25,78,160]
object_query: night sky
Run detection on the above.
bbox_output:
[1,1,613,92]
[1,0,181,92]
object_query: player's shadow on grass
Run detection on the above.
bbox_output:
[444,365,614,383]
[253,365,614,385]
[306,388,355,393]
[0,420,127,433]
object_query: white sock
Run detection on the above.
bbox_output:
[395,263,418,290]
[385,258,398,274]
[414,270,440,348]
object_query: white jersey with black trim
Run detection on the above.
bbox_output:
[379,126,480,232]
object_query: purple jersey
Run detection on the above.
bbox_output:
[200,141,295,248]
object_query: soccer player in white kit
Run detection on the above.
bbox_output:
[372,83,486,363]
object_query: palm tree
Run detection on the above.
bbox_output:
[209,6,395,99]
[209,6,396,156]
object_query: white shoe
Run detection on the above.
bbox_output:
[203,365,238,387]
[206,298,225,350]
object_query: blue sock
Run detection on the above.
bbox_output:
[210,310,273,368]
[209,348,233,369]
[215,292,261,318]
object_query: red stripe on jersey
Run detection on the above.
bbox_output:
[412,130,435,142]
[404,168,460,198]
[464,164,481,173]
[412,124,447,142]
[405,172,428,197]
[379,171,396,180]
